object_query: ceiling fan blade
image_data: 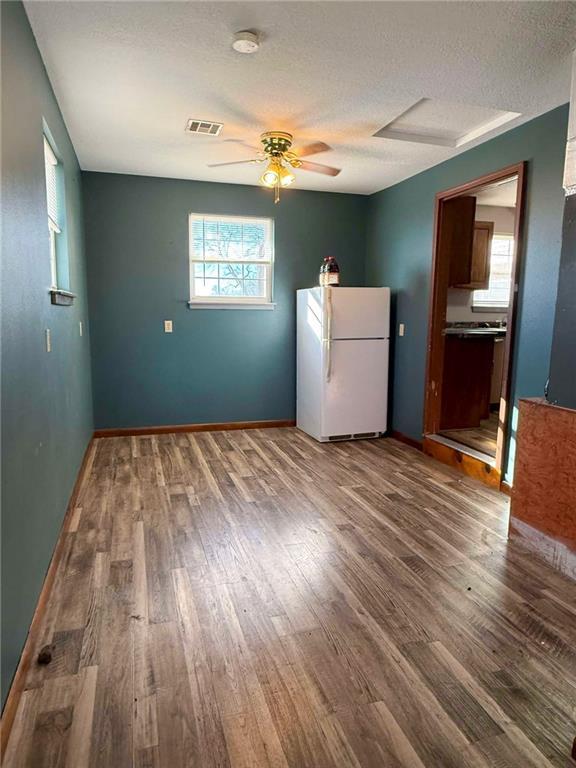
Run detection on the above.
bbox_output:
[223,139,261,152]
[299,160,341,177]
[207,159,260,168]
[296,141,332,157]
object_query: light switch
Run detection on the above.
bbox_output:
[164,320,173,333]
[79,320,83,337]
[46,328,51,352]
[399,323,405,337]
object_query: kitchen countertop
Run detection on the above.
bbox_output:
[444,327,507,337]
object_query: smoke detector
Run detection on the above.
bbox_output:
[232,31,259,54]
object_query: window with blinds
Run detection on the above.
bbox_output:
[473,235,514,309]
[43,136,64,288]
[189,214,274,306]
[44,137,61,231]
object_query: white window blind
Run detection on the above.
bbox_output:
[44,137,61,232]
[473,235,514,309]
[189,214,274,305]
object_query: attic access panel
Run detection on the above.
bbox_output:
[373,98,520,148]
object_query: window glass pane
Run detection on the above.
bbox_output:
[244,279,267,297]
[192,238,205,258]
[194,278,219,297]
[194,263,218,279]
[219,279,245,297]
[242,263,266,280]
[221,222,242,241]
[204,221,219,240]
[474,236,513,307]
[219,263,243,279]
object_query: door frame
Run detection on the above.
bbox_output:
[423,161,527,475]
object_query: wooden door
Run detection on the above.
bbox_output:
[425,195,476,435]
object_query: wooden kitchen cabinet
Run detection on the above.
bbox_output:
[452,221,494,289]
[443,191,493,289]
[445,196,477,287]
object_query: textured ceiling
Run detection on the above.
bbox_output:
[475,178,518,207]
[25,1,576,194]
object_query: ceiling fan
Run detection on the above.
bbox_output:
[207,131,341,203]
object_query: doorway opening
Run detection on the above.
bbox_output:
[423,162,526,485]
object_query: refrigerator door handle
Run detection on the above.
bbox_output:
[324,288,333,382]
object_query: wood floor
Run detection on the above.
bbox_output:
[440,413,499,459]
[4,429,576,768]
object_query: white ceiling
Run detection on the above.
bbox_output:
[475,177,518,207]
[25,1,576,195]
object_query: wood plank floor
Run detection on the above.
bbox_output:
[440,413,499,459]
[4,429,576,768]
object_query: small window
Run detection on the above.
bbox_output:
[43,135,69,291]
[473,234,514,310]
[189,214,274,307]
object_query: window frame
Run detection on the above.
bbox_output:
[472,232,515,313]
[188,213,275,309]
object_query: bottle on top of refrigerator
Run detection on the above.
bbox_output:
[319,255,340,287]
[319,258,326,287]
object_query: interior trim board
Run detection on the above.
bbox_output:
[94,419,296,438]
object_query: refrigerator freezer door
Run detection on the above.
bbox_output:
[329,287,390,339]
[322,339,389,436]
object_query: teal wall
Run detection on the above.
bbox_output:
[1,2,94,703]
[366,105,569,480]
[83,172,368,429]
[548,195,576,409]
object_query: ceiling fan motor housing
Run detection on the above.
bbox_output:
[260,131,293,157]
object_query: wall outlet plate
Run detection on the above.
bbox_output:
[164,320,173,333]
[399,323,405,337]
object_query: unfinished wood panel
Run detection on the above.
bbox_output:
[3,428,575,767]
[423,436,501,488]
[510,398,576,579]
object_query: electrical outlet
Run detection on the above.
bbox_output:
[164,320,173,333]
[45,328,51,352]
[399,323,405,337]
[79,320,83,337]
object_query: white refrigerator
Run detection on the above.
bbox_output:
[296,287,390,442]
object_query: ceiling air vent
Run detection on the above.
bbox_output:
[185,119,223,136]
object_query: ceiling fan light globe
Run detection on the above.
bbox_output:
[260,159,282,187]
[279,167,295,187]
[261,170,279,187]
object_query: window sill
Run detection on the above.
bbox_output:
[471,305,509,313]
[50,289,76,306]
[187,301,276,311]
